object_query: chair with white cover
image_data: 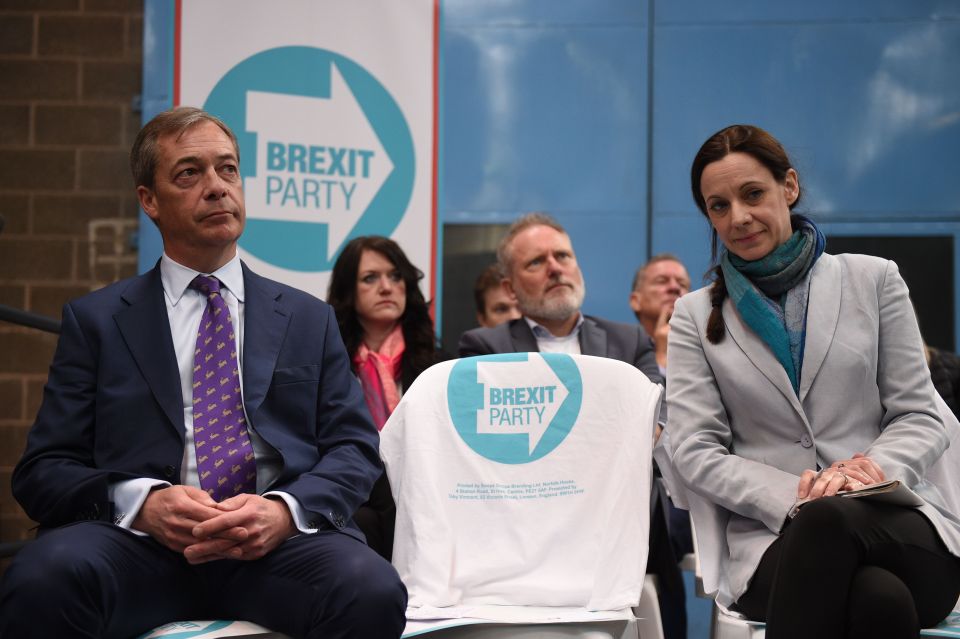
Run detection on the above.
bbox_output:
[137,620,287,638]
[380,353,665,638]
[653,393,960,639]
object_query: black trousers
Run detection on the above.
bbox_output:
[648,486,687,639]
[0,520,407,639]
[736,497,960,639]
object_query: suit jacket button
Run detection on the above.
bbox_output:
[333,514,345,528]
[163,465,176,478]
[800,435,813,448]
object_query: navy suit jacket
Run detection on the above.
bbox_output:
[13,262,381,539]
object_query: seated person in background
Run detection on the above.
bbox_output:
[458,212,686,639]
[668,123,960,638]
[327,235,448,560]
[926,342,960,420]
[629,254,693,559]
[629,253,691,372]
[0,106,406,639]
[474,262,521,328]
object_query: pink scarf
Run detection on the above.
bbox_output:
[353,325,405,430]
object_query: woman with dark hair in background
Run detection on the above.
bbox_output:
[666,124,960,638]
[328,235,446,559]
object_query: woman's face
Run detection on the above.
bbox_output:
[700,152,799,261]
[355,249,406,329]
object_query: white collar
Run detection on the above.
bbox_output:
[160,253,245,306]
[524,313,584,340]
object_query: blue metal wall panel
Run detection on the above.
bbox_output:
[441,2,651,322]
[138,0,174,273]
[656,0,960,24]
[653,21,960,216]
[566,212,647,324]
[443,0,646,27]
[651,17,960,289]
[443,25,649,214]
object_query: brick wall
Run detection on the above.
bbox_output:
[0,0,142,563]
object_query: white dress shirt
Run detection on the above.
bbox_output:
[109,253,317,534]
[525,314,585,354]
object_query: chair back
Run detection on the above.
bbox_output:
[380,353,662,618]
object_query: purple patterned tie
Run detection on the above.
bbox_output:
[190,275,256,502]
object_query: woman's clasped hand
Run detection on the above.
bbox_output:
[797,453,886,499]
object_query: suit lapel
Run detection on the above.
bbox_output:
[798,254,841,402]
[578,316,607,357]
[723,296,806,421]
[241,264,289,419]
[115,266,184,438]
[509,319,540,352]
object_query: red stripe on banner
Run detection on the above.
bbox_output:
[429,0,440,317]
[173,0,182,106]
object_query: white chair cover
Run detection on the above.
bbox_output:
[380,353,663,629]
[139,620,281,637]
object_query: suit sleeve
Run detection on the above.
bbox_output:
[632,325,665,388]
[267,306,384,531]
[458,328,494,358]
[13,302,116,526]
[666,298,800,534]
[864,260,947,484]
[631,324,666,423]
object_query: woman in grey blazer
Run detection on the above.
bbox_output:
[666,124,960,638]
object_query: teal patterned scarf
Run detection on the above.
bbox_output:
[720,215,826,394]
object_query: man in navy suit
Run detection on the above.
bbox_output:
[458,212,686,639]
[0,107,406,638]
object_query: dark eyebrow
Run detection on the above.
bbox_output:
[172,152,238,169]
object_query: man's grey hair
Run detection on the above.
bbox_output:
[130,106,239,189]
[496,212,567,274]
[631,252,684,292]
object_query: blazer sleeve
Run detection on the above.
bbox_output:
[864,260,947,484]
[632,325,665,388]
[666,297,800,534]
[458,327,494,358]
[13,302,117,526]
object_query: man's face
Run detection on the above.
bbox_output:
[137,121,245,269]
[477,284,521,328]
[629,259,691,324]
[505,225,585,323]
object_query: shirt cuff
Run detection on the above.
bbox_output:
[109,478,171,535]
[263,490,320,534]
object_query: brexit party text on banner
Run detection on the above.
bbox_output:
[177,1,437,298]
[447,353,584,464]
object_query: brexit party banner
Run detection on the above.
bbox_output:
[168,0,438,299]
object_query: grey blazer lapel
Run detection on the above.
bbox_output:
[240,264,290,419]
[722,297,806,420]
[578,316,607,357]
[509,319,540,352]
[799,255,841,402]
[115,266,185,438]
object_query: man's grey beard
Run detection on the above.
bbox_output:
[515,279,586,323]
